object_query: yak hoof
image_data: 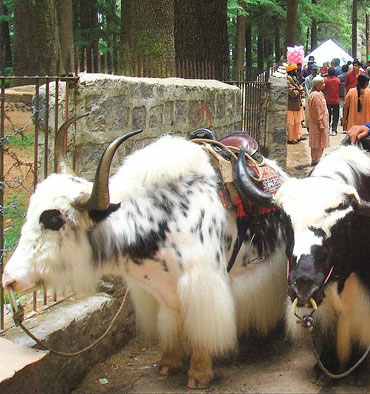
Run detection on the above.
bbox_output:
[158,366,169,376]
[187,377,211,389]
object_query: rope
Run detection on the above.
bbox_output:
[11,287,129,357]
[310,332,370,379]
[292,298,370,379]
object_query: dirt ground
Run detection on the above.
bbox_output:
[73,126,370,394]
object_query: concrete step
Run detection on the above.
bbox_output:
[0,337,47,383]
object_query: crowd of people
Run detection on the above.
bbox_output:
[286,56,370,165]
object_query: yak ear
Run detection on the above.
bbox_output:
[88,203,121,223]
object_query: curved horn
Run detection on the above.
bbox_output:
[232,147,275,208]
[188,128,216,141]
[73,129,143,211]
[55,113,90,175]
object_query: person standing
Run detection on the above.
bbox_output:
[338,64,348,100]
[304,63,318,96]
[331,58,342,77]
[286,63,306,144]
[302,55,315,79]
[343,74,370,132]
[325,67,341,135]
[307,76,330,165]
[344,59,363,96]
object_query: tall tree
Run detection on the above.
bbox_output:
[120,0,175,75]
[351,0,358,58]
[285,0,299,50]
[175,0,229,80]
[233,0,247,79]
[58,0,74,73]
[311,0,318,50]
[273,15,281,63]
[0,0,11,73]
[366,12,370,62]
[13,0,60,78]
[245,22,253,71]
[78,0,99,71]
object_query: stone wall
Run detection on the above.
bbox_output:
[265,75,288,168]
[41,74,242,180]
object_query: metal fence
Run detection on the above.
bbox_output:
[0,75,79,330]
[0,62,272,331]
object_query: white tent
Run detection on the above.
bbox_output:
[303,39,353,66]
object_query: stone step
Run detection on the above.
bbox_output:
[0,337,47,384]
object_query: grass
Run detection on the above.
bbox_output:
[2,197,27,305]
[3,197,26,253]
[6,132,34,148]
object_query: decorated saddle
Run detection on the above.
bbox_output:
[189,128,283,216]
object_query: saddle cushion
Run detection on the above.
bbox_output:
[218,132,259,157]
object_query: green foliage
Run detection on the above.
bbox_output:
[7,133,34,148]
[3,197,26,253]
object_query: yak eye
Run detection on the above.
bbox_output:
[40,209,65,231]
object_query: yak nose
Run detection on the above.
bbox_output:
[291,276,319,303]
[2,271,16,289]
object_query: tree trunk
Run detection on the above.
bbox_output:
[310,0,317,51]
[106,0,119,59]
[175,0,229,80]
[274,16,281,63]
[233,1,246,80]
[79,0,99,72]
[0,1,11,73]
[58,0,74,73]
[305,27,310,54]
[365,13,369,62]
[285,0,299,50]
[245,23,252,72]
[257,35,264,70]
[13,0,60,80]
[120,0,175,76]
[351,0,357,58]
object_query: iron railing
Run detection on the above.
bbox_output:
[0,75,79,330]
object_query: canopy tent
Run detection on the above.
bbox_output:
[303,39,353,66]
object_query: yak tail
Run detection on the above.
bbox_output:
[178,263,237,356]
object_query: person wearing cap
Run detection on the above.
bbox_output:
[302,55,315,79]
[307,76,330,165]
[304,63,319,96]
[286,63,306,144]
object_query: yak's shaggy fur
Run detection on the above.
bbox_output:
[275,145,370,379]
[4,135,287,388]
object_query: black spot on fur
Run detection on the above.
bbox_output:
[160,259,169,272]
[125,221,169,260]
[308,226,327,239]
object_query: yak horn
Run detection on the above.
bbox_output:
[232,147,275,208]
[353,198,370,217]
[55,113,89,175]
[73,129,143,211]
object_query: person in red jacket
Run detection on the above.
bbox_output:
[325,67,341,135]
[344,59,363,96]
